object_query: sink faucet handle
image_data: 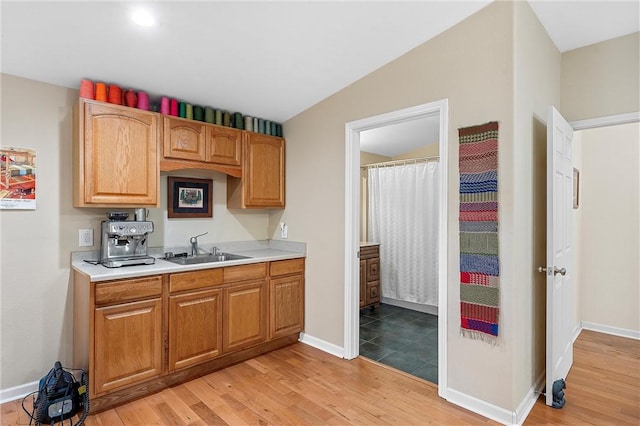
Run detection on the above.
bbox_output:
[190,232,208,243]
[189,232,208,256]
[189,232,208,246]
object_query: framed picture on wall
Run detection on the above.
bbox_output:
[168,176,213,218]
[573,168,580,209]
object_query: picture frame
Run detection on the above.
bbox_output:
[573,167,580,209]
[168,176,213,218]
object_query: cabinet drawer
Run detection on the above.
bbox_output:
[95,276,162,306]
[169,268,223,294]
[270,258,304,277]
[224,263,267,283]
[360,245,379,259]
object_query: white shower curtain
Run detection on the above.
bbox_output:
[368,160,439,306]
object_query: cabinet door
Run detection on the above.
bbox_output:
[269,274,304,339]
[206,126,241,166]
[367,258,380,282]
[366,281,380,306]
[238,133,285,208]
[163,116,206,161]
[359,259,366,308]
[223,280,267,352]
[78,100,159,206]
[94,298,162,395]
[169,288,223,371]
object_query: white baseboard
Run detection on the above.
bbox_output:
[513,372,545,425]
[299,333,345,358]
[581,321,640,340]
[0,380,38,404]
[380,297,438,315]
[446,387,514,425]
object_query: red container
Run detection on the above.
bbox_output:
[108,85,122,104]
[124,90,137,107]
[79,79,94,99]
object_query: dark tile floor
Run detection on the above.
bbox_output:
[360,303,438,384]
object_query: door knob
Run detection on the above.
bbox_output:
[538,266,566,276]
[553,267,566,276]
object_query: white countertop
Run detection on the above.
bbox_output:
[72,240,306,282]
[360,241,380,247]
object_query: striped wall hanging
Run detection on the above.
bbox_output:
[458,121,500,343]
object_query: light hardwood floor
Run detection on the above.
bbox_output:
[526,330,639,425]
[2,330,637,425]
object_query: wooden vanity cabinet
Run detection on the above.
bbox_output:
[227,132,285,209]
[91,276,163,395]
[359,259,367,308]
[269,259,305,339]
[360,244,380,308]
[73,99,159,207]
[168,269,224,371]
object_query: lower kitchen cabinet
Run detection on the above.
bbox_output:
[223,279,267,352]
[269,259,305,339]
[73,257,304,411]
[94,297,163,395]
[169,288,223,371]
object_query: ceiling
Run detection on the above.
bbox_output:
[2,1,638,156]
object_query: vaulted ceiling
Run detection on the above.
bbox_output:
[2,1,637,155]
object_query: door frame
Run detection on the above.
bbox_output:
[343,99,449,398]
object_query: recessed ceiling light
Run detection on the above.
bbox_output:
[132,9,155,27]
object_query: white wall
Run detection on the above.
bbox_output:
[576,122,640,333]
[0,74,270,390]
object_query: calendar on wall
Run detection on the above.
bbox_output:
[0,146,37,210]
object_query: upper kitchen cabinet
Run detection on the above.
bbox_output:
[160,116,242,177]
[227,133,285,209]
[206,126,241,167]
[73,99,159,207]
[163,116,206,162]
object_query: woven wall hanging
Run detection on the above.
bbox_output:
[458,121,500,342]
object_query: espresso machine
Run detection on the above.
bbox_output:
[99,212,155,268]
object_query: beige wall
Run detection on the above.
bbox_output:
[278,1,518,410]
[0,74,269,389]
[577,122,640,332]
[561,32,640,122]
[512,1,562,406]
[392,142,439,160]
[359,151,390,166]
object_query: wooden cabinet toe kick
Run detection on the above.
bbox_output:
[89,333,299,413]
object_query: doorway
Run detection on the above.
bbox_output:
[344,99,449,397]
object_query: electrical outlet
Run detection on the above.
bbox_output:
[280,222,288,239]
[79,229,93,247]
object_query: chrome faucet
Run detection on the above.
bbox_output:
[189,232,208,256]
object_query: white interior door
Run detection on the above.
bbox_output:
[545,106,574,406]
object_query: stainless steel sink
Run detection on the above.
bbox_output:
[163,253,251,265]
